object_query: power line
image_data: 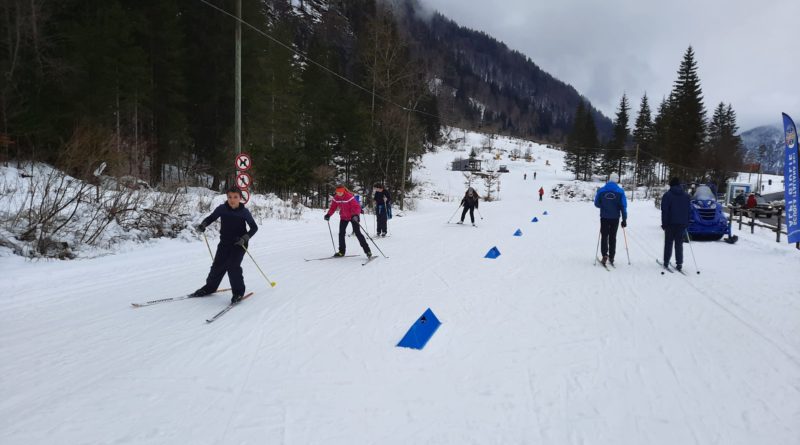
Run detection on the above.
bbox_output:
[198,0,711,177]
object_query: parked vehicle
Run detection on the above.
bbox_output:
[688,185,729,241]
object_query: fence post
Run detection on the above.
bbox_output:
[738,209,743,230]
[750,210,755,234]
[776,208,782,243]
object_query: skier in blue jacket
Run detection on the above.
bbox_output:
[192,187,258,303]
[660,177,691,271]
[593,173,627,266]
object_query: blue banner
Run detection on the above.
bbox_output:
[783,113,800,243]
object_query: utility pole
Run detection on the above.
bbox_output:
[234,0,242,184]
[632,143,640,201]
[400,109,411,210]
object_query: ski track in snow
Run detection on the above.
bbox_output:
[1,138,799,444]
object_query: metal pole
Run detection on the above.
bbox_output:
[632,144,639,202]
[400,109,410,210]
[235,0,242,165]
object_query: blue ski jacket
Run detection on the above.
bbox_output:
[594,182,628,220]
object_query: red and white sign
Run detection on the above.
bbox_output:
[236,172,252,189]
[234,152,252,171]
[240,189,250,204]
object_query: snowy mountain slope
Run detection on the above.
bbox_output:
[1,133,798,444]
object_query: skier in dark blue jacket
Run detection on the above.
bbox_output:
[373,183,391,237]
[593,174,627,266]
[192,187,259,303]
[660,177,690,271]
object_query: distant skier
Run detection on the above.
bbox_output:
[593,173,627,266]
[192,187,259,304]
[325,184,372,258]
[373,183,391,237]
[538,187,545,201]
[524,173,527,180]
[534,171,537,180]
[660,177,690,271]
[458,187,480,226]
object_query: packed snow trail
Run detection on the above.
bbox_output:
[1,141,799,444]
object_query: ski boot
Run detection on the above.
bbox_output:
[600,256,608,266]
[333,251,346,257]
[191,287,213,297]
[231,294,244,304]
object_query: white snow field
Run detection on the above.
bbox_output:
[1,135,799,444]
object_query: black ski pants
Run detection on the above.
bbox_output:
[204,242,246,296]
[376,205,388,235]
[664,225,686,267]
[600,218,619,260]
[339,219,370,254]
[461,205,475,223]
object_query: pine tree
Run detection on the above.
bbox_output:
[600,94,630,179]
[632,94,655,185]
[667,46,706,180]
[704,102,744,191]
[564,101,587,179]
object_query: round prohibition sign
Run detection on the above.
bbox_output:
[239,189,251,204]
[235,152,252,171]
[236,172,252,189]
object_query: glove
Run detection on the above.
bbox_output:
[324,214,331,221]
[351,214,360,223]
[195,223,206,233]
[234,234,250,248]
[621,220,627,228]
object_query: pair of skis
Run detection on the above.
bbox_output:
[131,288,255,323]
[656,259,687,275]
[304,254,379,266]
[596,257,616,271]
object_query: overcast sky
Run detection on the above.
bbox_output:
[419,0,799,131]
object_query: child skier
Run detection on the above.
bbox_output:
[192,187,259,304]
[373,183,391,237]
[458,187,480,226]
[538,187,545,201]
[325,185,372,258]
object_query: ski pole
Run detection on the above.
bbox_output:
[356,221,388,258]
[594,230,601,265]
[685,229,700,274]
[477,207,484,220]
[202,232,214,261]
[242,246,277,287]
[447,203,463,224]
[622,226,631,265]
[327,219,337,254]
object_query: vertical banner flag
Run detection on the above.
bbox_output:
[782,113,800,243]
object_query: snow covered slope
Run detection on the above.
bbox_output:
[1,132,798,444]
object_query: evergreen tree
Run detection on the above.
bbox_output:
[704,102,744,191]
[667,46,706,180]
[632,94,655,185]
[600,94,630,179]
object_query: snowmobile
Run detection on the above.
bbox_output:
[687,185,737,243]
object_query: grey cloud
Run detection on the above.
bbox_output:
[421,0,800,130]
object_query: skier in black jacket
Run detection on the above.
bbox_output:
[458,187,479,225]
[660,177,690,271]
[192,187,259,303]
[373,183,391,237]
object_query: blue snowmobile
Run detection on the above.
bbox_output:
[687,185,736,242]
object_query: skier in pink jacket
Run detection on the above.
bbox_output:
[324,185,372,258]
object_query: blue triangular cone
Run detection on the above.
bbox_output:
[531,217,539,222]
[484,246,501,259]
[513,229,523,236]
[543,211,548,215]
[397,308,441,350]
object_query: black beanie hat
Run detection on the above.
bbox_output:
[669,177,680,187]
